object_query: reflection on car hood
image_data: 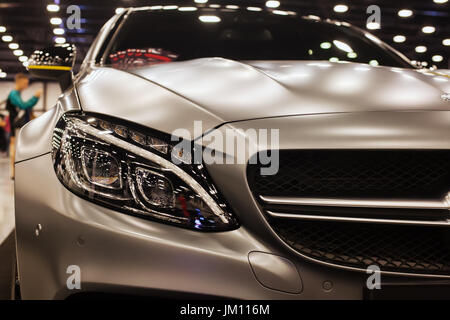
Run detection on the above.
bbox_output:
[77,58,450,138]
[129,58,450,120]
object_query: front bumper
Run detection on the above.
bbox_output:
[15,153,374,299]
[16,152,450,299]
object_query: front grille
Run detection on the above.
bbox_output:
[271,219,450,275]
[247,150,450,199]
[247,150,450,275]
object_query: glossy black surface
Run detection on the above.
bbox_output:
[105,9,412,69]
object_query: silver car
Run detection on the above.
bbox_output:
[14,7,450,299]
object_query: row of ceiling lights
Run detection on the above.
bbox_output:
[117,0,449,55]
[47,3,67,44]
[0,24,29,77]
[2,1,448,78]
[332,2,449,63]
[0,2,65,78]
[114,1,282,14]
[118,1,449,64]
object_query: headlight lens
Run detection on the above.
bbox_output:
[52,112,238,231]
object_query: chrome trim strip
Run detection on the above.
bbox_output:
[260,195,450,210]
[266,211,450,226]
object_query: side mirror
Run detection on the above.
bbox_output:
[27,44,76,91]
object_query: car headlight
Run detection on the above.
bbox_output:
[52,112,238,231]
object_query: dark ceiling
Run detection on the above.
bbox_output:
[0,0,449,80]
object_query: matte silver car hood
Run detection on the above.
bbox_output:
[131,58,450,114]
[78,58,450,137]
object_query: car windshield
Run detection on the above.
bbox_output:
[104,8,413,69]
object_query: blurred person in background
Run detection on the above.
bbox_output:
[6,73,41,179]
[0,114,7,156]
[3,114,11,157]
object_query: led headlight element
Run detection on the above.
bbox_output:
[52,112,238,231]
[81,147,122,189]
[135,167,175,208]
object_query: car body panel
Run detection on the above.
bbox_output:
[15,87,80,163]
[74,60,450,142]
[76,66,225,140]
[130,58,450,118]
[15,109,450,299]
[15,153,364,299]
[201,111,450,153]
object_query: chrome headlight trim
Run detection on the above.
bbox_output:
[52,112,238,231]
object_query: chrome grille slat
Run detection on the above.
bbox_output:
[260,195,450,210]
[266,211,450,226]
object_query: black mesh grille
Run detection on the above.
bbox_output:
[248,150,450,199]
[271,219,450,275]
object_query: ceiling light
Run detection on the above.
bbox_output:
[393,35,406,43]
[8,43,19,49]
[443,39,450,46]
[247,7,263,11]
[366,22,380,30]
[0,26,6,33]
[53,28,65,35]
[422,26,435,34]
[432,55,443,62]
[19,56,28,62]
[13,49,23,56]
[306,15,320,20]
[55,37,66,44]
[50,17,62,25]
[266,1,280,8]
[225,5,239,9]
[334,4,348,13]
[329,57,339,62]
[0,72,7,78]
[273,10,289,15]
[347,52,357,59]
[199,15,221,23]
[2,35,12,42]
[47,4,60,12]
[178,7,198,11]
[320,42,332,49]
[369,60,379,66]
[163,5,178,10]
[415,46,427,53]
[333,40,353,53]
[194,0,208,3]
[433,0,448,3]
[209,4,220,8]
[115,7,124,14]
[23,61,29,67]
[398,9,413,17]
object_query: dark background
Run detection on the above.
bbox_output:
[0,0,449,80]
